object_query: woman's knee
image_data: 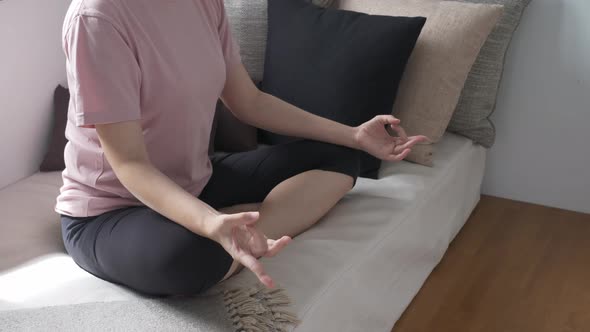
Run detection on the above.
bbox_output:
[310,142,360,183]
[142,234,231,295]
[100,225,231,296]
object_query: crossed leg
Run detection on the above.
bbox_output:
[60,140,360,296]
[219,169,354,280]
[199,140,360,283]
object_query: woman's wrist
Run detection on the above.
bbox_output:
[350,126,362,150]
[185,205,221,241]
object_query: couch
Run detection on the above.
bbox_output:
[0,0,506,330]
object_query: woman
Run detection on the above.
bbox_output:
[57,0,428,296]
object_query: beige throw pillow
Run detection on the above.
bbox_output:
[448,0,532,148]
[338,0,502,166]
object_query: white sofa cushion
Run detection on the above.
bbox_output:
[0,172,63,272]
[0,133,486,331]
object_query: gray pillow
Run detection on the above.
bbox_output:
[224,0,335,82]
[447,0,532,148]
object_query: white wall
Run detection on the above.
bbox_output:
[0,0,70,189]
[483,0,590,214]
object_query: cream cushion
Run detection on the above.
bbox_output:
[338,0,502,165]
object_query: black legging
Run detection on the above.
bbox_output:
[61,140,359,296]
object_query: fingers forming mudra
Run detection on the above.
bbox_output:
[212,211,291,288]
[356,114,431,162]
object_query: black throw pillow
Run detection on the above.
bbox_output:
[260,0,426,178]
[40,85,70,172]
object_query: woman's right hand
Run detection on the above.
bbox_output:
[207,211,291,288]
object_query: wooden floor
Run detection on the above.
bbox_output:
[392,195,590,332]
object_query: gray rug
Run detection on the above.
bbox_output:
[0,287,299,332]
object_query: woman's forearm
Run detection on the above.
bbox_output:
[114,161,219,237]
[238,92,361,149]
[96,121,220,239]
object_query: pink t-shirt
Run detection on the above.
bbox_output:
[56,0,241,217]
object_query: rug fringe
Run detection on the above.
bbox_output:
[223,285,300,332]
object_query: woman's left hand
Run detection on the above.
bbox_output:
[354,115,431,162]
